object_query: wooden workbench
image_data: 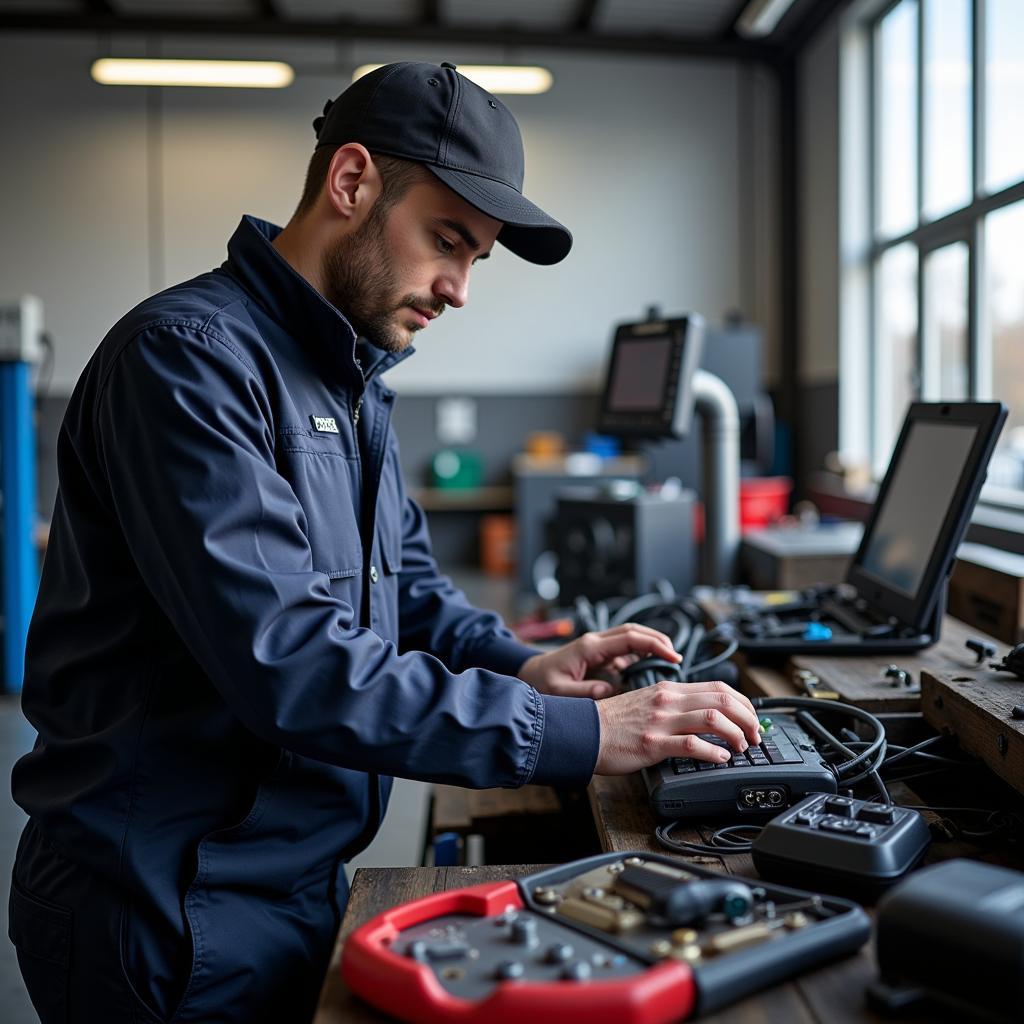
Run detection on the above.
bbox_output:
[316,607,1023,1021]
[314,860,918,1024]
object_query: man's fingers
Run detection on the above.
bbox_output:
[604,622,682,648]
[657,733,733,764]
[651,683,762,746]
[667,679,758,718]
[668,708,749,753]
[609,654,639,673]
[582,627,680,664]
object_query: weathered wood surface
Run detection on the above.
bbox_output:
[792,616,1007,712]
[921,665,1024,797]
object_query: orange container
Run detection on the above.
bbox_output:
[480,514,516,577]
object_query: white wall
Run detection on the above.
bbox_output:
[0,32,778,395]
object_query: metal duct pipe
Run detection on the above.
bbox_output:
[693,369,740,585]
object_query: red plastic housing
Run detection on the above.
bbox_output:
[341,879,695,1024]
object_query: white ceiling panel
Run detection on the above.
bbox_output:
[277,0,420,24]
[597,0,740,36]
[442,0,576,31]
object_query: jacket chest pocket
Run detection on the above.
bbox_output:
[376,444,404,578]
[371,445,404,638]
[279,442,363,582]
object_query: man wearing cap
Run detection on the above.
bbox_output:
[10,62,761,1022]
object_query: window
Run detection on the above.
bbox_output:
[850,0,1024,501]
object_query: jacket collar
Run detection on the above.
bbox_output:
[222,215,414,386]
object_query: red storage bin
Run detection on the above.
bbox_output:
[739,476,793,532]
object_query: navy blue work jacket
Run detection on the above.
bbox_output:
[12,216,599,1019]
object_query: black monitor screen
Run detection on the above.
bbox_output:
[606,337,672,412]
[859,420,978,597]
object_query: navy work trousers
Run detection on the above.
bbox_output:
[8,820,338,1023]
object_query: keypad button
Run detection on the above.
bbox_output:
[820,817,858,833]
[824,797,855,817]
[857,804,895,825]
[561,961,592,981]
[545,943,574,964]
[511,919,538,946]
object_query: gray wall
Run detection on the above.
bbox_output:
[0,32,779,397]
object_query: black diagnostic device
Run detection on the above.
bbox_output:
[751,792,931,900]
[597,315,704,439]
[641,713,837,820]
[870,859,1024,1022]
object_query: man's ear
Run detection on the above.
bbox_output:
[324,143,381,225]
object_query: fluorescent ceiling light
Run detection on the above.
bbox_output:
[353,63,553,95]
[735,0,798,38]
[91,58,295,88]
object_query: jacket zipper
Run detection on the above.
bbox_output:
[341,357,381,868]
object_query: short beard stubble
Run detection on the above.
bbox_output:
[321,200,442,353]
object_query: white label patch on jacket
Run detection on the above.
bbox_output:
[311,416,339,434]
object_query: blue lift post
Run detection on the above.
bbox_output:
[1,300,41,693]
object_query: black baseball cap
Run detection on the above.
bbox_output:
[312,61,572,266]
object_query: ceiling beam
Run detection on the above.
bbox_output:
[0,12,776,63]
[574,0,601,33]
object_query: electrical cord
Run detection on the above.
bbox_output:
[902,805,1024,841]
[752,696,888,788]
[795,709,891,805]
[566,587,736,687]
[655,820,763,856]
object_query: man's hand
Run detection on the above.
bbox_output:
[517,624,681,699]
[593,680,762,774]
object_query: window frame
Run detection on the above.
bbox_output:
[854,0,1024,512]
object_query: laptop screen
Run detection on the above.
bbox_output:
[859,420,978,598]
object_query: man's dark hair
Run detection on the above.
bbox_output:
[295,147,430,217]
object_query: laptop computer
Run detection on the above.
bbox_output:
[718,401,1007,655]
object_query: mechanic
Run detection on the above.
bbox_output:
[9,61,762,1023]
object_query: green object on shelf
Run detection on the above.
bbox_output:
[431,449,483,490]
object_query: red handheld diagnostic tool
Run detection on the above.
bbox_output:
[341,851,869,1023]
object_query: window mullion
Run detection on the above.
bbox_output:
[914,0,925,398]
[973,0,984,200]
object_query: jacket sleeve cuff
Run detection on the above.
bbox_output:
[528,694,600,788]
[473,635,541,678]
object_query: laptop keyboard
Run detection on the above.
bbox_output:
[669,730,806,775]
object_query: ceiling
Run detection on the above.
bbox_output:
[0,0,845,62]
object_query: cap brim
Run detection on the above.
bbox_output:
[426,164,572,266]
